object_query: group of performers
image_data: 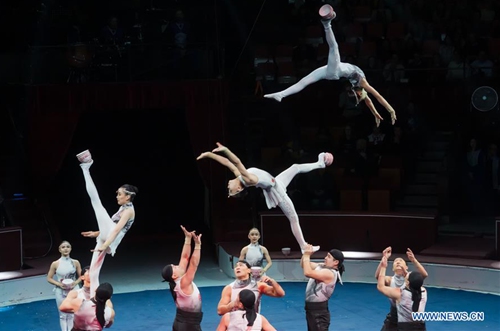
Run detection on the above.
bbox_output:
[45,5,428,331]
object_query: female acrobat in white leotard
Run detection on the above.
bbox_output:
[76,149,138,297]
[47,241,82,331]
[264,4,397,127]
[197,142,334,253]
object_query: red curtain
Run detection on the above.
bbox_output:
[26,85,84,192]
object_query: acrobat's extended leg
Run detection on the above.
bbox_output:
[321,13,341,78]
[79,161,114,239]
[278,195,308,250]
[276,153,330,188]
[276,153,333,251]
[264,66,328,102]
[89,247,106,298]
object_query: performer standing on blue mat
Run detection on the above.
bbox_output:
[301,245,345,331]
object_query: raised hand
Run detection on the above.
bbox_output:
[381,256,388,268]
[181,225,194,239]
[406,248,415,262]
[193,233,202,245]
[212,142,227,153]
[302,244,314,256]
[383,246,392,259]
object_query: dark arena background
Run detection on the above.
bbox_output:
[0,0,500,330]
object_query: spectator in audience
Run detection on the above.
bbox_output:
[407,52,426,85]
[371,0,393,24]
[446,52,469,81]
[337,125,357,157]
[471,51,494,78]
[101,16,124,45]
[400,36,420,64]
[348,138,378,183]
[439,35,456,66]
[368,124,386,156]
[170,9,190,51]
[478,0,496,23]
[464,33,482,58]
[383,54,405,83]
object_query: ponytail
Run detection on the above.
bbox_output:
[95,297,107,328]
[244,306,257,327]
[94,283,113,328]
[408,272,424,312]
[337,263,345,279]
[410,287,422,312]
[168,280,177,302]
[162,264,177,303]
[239,289,257,327]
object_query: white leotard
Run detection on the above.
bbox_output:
[239,168,287,209]
[245,244,264,267]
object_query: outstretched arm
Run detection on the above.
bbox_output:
[364,96,383,128]
[302,246,334,283]
[407,248,428,279]
[212,142,258,185]
[377,256,401,301]
[178,225,194,271]
[180,233,202,295]
[197,151,241,177]
[361,78,397,125]
[374,246,393,286]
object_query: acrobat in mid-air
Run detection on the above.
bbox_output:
[197,142,334,253]
[264,4,397,127]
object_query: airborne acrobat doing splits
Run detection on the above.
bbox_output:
[197,142,334,253]
[264,5,397,127]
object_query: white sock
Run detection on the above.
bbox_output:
[264,92,283,102]
[79,159,94,169]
